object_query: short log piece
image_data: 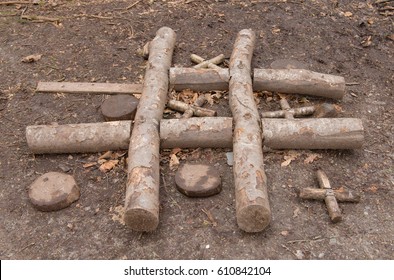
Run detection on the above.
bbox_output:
[124,27,176,231]
[229,29,271,233]
[299,188,360,202]
[253,69,345,99]
[26,118,364,154]
[316,170,342,223]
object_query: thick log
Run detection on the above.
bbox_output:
[124,27,176,231]
[25,117,364,154]
[160,117,233,149]
[263,118,364,149]
[169,67,229,92]
[36,82,143,95]
[316,170,342,223]
[254,69,345,99]
[229,29,271,233]
[26,121,131,154]
[299,188,360,202]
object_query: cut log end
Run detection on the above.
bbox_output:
[237,204,271,233]
[124,208,159,232]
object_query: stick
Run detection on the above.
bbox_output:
[229,29,271,232]
[166,99,216,117]
[316,170,342,223]
[0,1,31,5]
[299,188,360,202]
[261,106,315,118]
[254,69,345,99]
[191,54,224,70]
[182,94,206,118]
[26,117,364,154]
[124,27,176,231]
[36,82,143,95]
[279,98,294,119]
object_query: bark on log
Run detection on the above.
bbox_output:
[254,69,345,99]
[160,117,233,149]
[299,188,360,202]
[316,170,342,223]
[26,121,131,154]
[25,117,364,154]
[124,27,176,231]
[229,29,271,232]
[169,67,229,92]
[263,118,364,149]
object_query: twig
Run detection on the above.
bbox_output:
[346,82,360,86]
[0,1,31,5]
[126,0,141,10]
[21,15,61,22]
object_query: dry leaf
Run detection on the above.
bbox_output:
[99,151,113,160]
[169,154,180,171]
[366,185,378,193]
[387,34,394,42]
[361,36,372,47]
[99,159,119,172]
[170,147,182,155]
[293,207,300,218]
[304,153,322,164]
[21,54,42,63]
[83,162,96,168]
[281,151,300,167]
[344,11,353,17]
[272,28,281,34]
[280,230,289,236]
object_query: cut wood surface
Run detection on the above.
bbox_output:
[317,170,342,223]
[299,188,360,202]
[36,82,143,95]
[254,69,345,99]
[229,29,271,233]
[124,27,176,231]
[26,117,364,153]
[263,118,364,149]
[26,121,131,154]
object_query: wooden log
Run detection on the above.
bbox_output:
[299,188,360,202]
[263,118,364,149]
[124,27,176,231]
[229,29,271,233]
[169,67,229,92]
[279,98,294,119]
[182,94,206,118]
[191,54,224,70]
[36,82,143,95]
[316,170,342,222]
[160,117,233,149]
[26,121,131,154]
[261,105,316,118]
[166,100,216,117]
[254,69,345,99]
[25,117,364,154]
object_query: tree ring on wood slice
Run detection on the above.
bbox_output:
[28,172,80,211]
[175,163,222,197]
[101,95,139,121]
[270,59,308,70]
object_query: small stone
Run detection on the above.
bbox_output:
[318,253,325,259]
[295,250,305,260]
[58,164,71,173]
[175,163,222,197]
[226,152,234,166]
[29,172,80,211]
[270,59,308,70]
[101,95,139,121]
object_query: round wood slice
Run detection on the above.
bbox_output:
[101,95,139,121]
[175,163,221,197]
[29,172,80,211]
[270,59,307,70]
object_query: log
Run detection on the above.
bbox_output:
[160,117,233,149]
[229,29,271,233]
[182,94,207,118]
[299,188,360,202]
[169,67,229,92]
[25,117,364,153]
[166,100,216,117]
[192,54,225,70]
[261,105,316,118]
[263,118,364,149]
[316,170,342,223]
[26,121,131,154]
[253,69,345,99]
[36,82,143,95]
[124,27,176,231]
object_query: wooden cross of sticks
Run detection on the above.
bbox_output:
[299,170,360,223]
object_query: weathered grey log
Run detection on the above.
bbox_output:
[160,117,233,148]
[124,27,176,231]
[26,121,131,154]
[316,170,342,223]
[254,69,345,99]
[229,29,271,233]
[299,188,360,202]
[263,118,364,149]
[169,67,229,92]
[36,82,143,95]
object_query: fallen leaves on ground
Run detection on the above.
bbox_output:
[304,153,322,164]
[169,154,180,171]
[293,207,300,218]
[99,159,119,172]
[21,54,42,63]
[281,151,301,167]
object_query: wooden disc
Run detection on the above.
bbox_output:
[29,172,80,211]
[101,95,139,121]
[270,59,307,70]
[175,163,221,197]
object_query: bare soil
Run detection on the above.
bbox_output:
[0,0,393,260]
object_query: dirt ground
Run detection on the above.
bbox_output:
[0,0,393,260]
